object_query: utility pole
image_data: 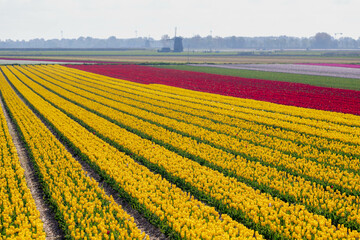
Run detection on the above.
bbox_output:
[210,30,213,52]
[187,43,190,63]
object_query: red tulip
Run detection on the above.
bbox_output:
[67,64,360,116]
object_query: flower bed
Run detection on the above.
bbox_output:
[67,64,360,115]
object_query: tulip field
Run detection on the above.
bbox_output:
[0,64,360,239]
[68,64,360,115]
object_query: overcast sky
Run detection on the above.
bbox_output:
[0,0,359,41]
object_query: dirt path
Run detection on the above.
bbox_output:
[0,97,65,240]
[193,63,360,79]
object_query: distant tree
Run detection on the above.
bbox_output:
[338,37,358,49]
[278,36,287,49]
[312,32,333,49]
[161,34,170,47]
[28,38,45,48]
[225,36,245,49]
[212,36,223,49]
[188,35,202,49]
[144,37,151,48]
[2,33,360,50]
[107,36,117,48]
[161,34,170,41]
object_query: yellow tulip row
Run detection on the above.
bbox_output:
[28,64,360,172]
[147,82,360,130]
[4,66,261,240]
[19,65,360,197]
[47,64,360,139]
[18,65,360,230]
[0,77,45,239]
[49,64,360,129]
[40,64,360,157]
[0,68,147,240]
[8,65,360,239]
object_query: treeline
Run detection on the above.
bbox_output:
[0,33,359,50]
[184,33,360,50]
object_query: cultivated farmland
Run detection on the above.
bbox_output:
[191,63,360,79]
[0,64,360,239]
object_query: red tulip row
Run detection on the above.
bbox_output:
[66,64,360,115]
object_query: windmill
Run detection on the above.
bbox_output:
[158,27,183,52]
[172,27,183,52]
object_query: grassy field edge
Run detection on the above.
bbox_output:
[155,65,360,91]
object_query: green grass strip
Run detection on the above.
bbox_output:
[156,65,360,90]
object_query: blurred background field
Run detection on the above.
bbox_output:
[1,49,360,64]
[1,49,359,90]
